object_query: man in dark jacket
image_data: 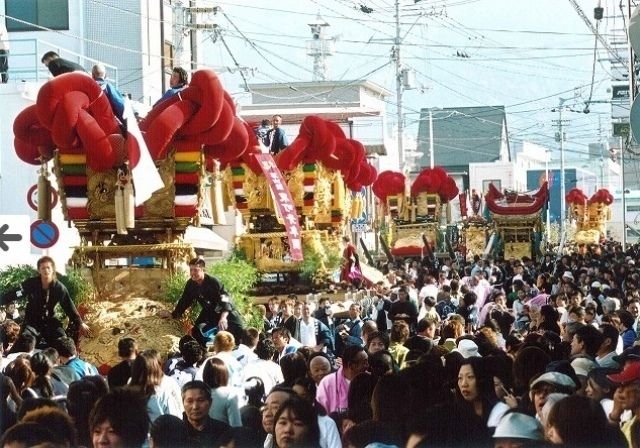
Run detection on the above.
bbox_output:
[266,114,288,155]
[182,381,230,447]
[107,337,137,388]
[159,258,244,346]
[41,51,85,77]
[16,256,91,350]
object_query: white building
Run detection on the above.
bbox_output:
[238,79,394,170]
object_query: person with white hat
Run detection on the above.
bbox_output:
[528,372,577,421]
[492,411,545,448]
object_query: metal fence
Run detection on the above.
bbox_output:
[2,38,119,86]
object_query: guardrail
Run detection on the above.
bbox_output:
[2,38,119,86]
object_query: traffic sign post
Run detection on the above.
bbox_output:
[30,220,60,249]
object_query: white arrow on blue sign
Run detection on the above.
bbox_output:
[0,215,30,255]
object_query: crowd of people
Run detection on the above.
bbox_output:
[5,245,640,446]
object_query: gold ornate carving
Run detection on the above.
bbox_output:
[314,164,333,221]
[246,169,269,209]
[286,166,305,206]
[144,157,175,218]
[87,168,117,218]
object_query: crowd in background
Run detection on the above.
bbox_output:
[4,243,640,446]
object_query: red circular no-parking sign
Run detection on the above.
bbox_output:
[27,184,58,212]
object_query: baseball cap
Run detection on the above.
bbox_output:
[530,372,577,390]
[571,357,598,378]
[493,412,544,440]
[562,271,574,281]
[591,281,602,289]
[607,361,640,385]
[453,339,480,358]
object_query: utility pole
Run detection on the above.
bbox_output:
[185,2,218,69]
[552,98,571,235]
[393,0,404,170]
[190,0,199,70]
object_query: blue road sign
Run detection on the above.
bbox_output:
[30,220,59,249]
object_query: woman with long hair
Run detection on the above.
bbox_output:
[129,349,182,422]
[5,358,35,410]
[546,395,626,447]
[433,357,509,446]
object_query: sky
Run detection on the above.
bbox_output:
[197,0,627,166]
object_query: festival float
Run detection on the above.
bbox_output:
[12,70,259,295]
[229,115,377,281]
[566,188,613,249]
[484,182,548,259]
[12,71,379,288]
[372,167,459,259]
[11,70,381,363]
[459,189,491,261]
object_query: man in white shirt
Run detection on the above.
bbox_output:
[233,327,259,368]
[294,302,334,354]
[244,338,283,395]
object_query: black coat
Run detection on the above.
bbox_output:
[47,58,85,77]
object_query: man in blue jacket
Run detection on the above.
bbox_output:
[92,63,126,123]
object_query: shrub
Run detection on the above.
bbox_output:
[210,256,261,330]
[161,257,261,330]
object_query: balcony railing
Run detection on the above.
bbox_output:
[1,38,118,87]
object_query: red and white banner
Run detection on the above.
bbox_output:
[255,154,303,261]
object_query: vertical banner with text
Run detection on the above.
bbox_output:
[255,154,304,261]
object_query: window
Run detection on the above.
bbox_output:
[483,179,501,192]
[6,0,69,32]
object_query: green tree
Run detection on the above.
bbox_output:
[210,256,261,330]
[0,264,35,307]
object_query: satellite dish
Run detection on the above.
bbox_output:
[630,6,640,55]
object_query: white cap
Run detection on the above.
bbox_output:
[493,412,544,440]
[453,339,480,358]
